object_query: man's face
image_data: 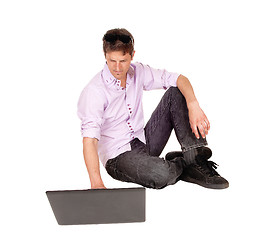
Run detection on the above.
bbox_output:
[105,51,134,81]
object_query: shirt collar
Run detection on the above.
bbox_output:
[102,63,134,90]
[102,63,116,84]
[126,65,134,86]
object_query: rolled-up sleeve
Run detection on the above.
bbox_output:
[139,63,180,91]
[77,86,105,140]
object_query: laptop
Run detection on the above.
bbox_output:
[46,187,146,225]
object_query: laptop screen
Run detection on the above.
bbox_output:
[46,187,146,225]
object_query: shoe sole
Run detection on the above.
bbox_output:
[181,176,229,189]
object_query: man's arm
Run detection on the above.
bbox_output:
[83,137,106,189]
[177,75,210,139]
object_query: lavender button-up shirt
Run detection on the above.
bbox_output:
[77,62,180,167]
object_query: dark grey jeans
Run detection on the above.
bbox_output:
[105,87,207,189]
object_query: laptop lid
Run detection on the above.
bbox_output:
[46,187,145,225]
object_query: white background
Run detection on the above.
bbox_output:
[1,0,263,239]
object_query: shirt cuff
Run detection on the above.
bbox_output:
[81,128,101,141]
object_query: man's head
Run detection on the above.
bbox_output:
[103,28,134,57]
[103,28,135,81]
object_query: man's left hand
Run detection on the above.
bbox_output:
[187,101,210,139]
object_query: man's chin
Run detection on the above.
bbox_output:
[114,75,123,80]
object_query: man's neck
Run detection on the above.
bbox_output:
[120,78,126,88]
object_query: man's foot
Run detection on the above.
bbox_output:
[180,159,229,189]
[165,147,229,189]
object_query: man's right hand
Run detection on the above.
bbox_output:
[91,179,106,189]
[91,183,107,189]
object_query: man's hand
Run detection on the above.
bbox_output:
[91,179,107,189]
[187,101,210,139]
[91,183,107,189]
[176,75,210,139]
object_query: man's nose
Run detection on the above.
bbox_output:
[116,62,121,71]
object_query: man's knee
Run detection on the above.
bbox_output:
[167,86,184,98]
[146,162,177,189]
[165,87,186,107]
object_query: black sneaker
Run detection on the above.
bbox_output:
[165,147,229,189]
[180,159,229,189]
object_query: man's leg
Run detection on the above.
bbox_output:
[105,138,183,189]
[144,86,207,162]
[144,87,229,189]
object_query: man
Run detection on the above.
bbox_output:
[77,28,229,190]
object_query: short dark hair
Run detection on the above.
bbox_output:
[103,28,134,56]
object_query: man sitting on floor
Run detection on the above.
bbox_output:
[77,28,229,190]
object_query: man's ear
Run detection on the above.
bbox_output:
[104,51,108,64]
[103,50,107,59]
[131,51,135,60]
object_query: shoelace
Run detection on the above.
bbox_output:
[197,160,220,177]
